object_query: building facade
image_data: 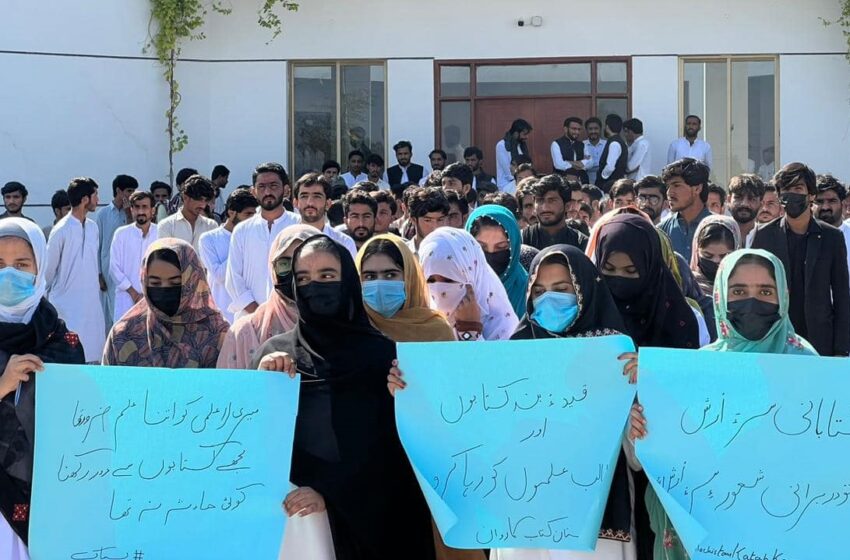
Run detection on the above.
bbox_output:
[1,0,848,225]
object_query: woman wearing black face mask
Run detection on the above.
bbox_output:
[103,238,228,367]
[466,205,537,317]
[689,215,741,296]
[252,235,435,560]
[629,248,816,559]
[217,225,318,369]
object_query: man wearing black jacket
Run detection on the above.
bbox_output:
[751,162,850,356]
[385,140,425,187]
[595,114,628,193]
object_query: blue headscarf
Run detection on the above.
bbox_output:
[465,204,528,317]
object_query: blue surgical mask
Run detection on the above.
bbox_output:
[0,267,36,306]
[531,291,578,333]
[362,280,406,318]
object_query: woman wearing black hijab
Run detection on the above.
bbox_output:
[0,218,85,554]
[253,234,434,560]
[497,245,635,560]
[592,214,699,560]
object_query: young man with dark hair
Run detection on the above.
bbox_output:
[583,117,606,185]
[342,190,378,249]
[406,187,449,254]
[441,162,475,211]
[322,160,342,183]
[110,190,158,323]
[609,178,637,210]
[814,174,850,291]
[198,188,258,324]
[365,153,391,190]
[211,164,230,220]
[595,114,628,192]
[517,177,538,229]
[752,162,849,356]
[342,150,368,188]
[578,203,593,227]
[45,178,104,363]
[658,157,712,261]
[428,149,448,174]
[706,183,726,215]
[623,118,651,180]
[389,181,419,239]
[579,184,605,224]
[0,181,33,221]
[150,181,172,205]
[522,175,588,251]
[293,173,357,257]
[728,174,765,245]
[167,167,201,214]
[227,162,300,319]
[463,146,495,189]
[43,189,72,240]
[758,184,783,224]
[370,190,397,234]
[503,158,536,196]
[94,174,137,326]
[668,115,713,168]
[157,174,218,252]
[496,119,533,188]
[481,192,519,219]
[635,175,667,225]
[386,140,425,187]
[445,190,470,229]
[551,116,590,183]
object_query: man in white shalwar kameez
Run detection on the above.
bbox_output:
[45,178,105,363]
[227,163,300,321]
[93,174,135,330]
[109,191,157,323]
[292,173,358,258]
[199,189,258,324]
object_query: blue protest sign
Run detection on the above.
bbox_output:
[396,336,636,550]
[637,348,850,560]
[29,364,300,559]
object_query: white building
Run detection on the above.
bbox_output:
[1,0,849,226]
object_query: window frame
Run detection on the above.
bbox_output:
[288,60,388,176]
[677,55,780,185]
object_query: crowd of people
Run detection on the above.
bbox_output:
[0,110,848,559]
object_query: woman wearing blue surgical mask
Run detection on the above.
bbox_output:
[356,235,455,343]
[493,244,638,560]
[0,218,85,557]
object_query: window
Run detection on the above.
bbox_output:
[681,57,777,187]
[291,62,386,178]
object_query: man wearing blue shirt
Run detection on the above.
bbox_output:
[658,158,711,262]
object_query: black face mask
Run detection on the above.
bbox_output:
[727,297,780,341]
[274,272,294,300]
[297,281,343,317]
[698,257,720,282]
[147,286,182,317]
[780,192,809,219]
[731,206,755,224]
[603,275,643,302]
[485,249,511,277]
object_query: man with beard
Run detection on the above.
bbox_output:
[667,114,713,169]
[109,191,159,322]
[659,158,712,261]
[157,174,217,252]
[95,174,137,328]
[583,117,606,185]
[464,146,495,190]
[386,140,425,187]
[758,184,784,224]
[0,182,33,221]
[551,116,590,183]
[521,174,588,251]
[226,162,300,319]
[635,175,667,225]
[341,190,377,249]
[727,174,765,246]
[422,149,448,182]
[293,172,357,257]
[199,188,258,324]
[595,114,628,192]
[441,162,475,212]
[752,162,849,356]
[814,174,850,290]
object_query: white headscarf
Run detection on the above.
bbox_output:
[0,218,47,324]
[418,227,519,340]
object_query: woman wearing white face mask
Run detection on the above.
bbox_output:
[418,228,519,341]
[0,218,85,559]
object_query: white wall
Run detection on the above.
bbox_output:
[779,54,850,180]
[632,56,680,177]
[386,59,435,169]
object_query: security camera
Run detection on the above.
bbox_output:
[517,19,525,27]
